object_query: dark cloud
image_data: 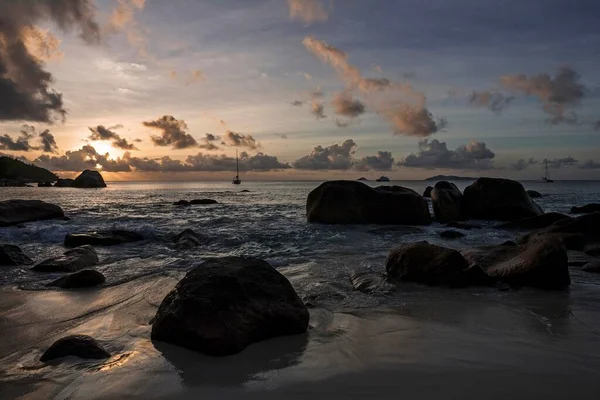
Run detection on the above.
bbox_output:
[354,151,394,171]
[331,92,366,118]
[580,160,600,169]
[399,139,495,170]
[293,139,357,170]
[501,67,586,124]
[468,90,514,114]
[198,133,221,150]
[546,157,578,169]
[383,102,447,137]
[38,129,58,153]
[223,131,259,149]
[0,0,100,122]
[310,101,326,119]
[335,118,352,128]
[143,115,198,149]
[595,120,600,131]
[34,144,99,171]
[88,125,138,150]
[0,125,57,152]
[510,158,538,171]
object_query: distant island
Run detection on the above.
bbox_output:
[424,175,477,181]
[0,156,58,185]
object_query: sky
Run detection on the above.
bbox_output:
[1,0,600,181]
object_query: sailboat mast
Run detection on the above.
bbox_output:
[236,149,239,177]
[545,159,549,180]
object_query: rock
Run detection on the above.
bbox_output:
[527,190,542,198]
[463,177,543,221]
[571,204,600,214]
[567,251,596,267]
[64,230,143,247]
[439,230,465,239]
[47,269,105,288]
[189,199,218,205]
[38,181,52,187]
[73,170,107,188]
[40,335,110,362]
[240,190,250,193]
[519,212,600,251]
[584,244,600,257]
[174,229,207,249]
[306,180,431,225]
[583,261,600,273]
[431,181,464,222]
[0,200,65,227]
[0,244,33,266]
[385,242,489,287]
[349,269,394,293]
[423,186,433,198]
[461,239,570,290]
[54,178,76,187]
[446,221,482,230]
[497,212,571,230]
[151,257,309,356]
[502,240,517,246]
[32,245,99,272]
[173,200,191,206]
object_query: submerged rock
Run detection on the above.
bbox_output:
[190,199,218,205]
[571,204,600,214]
[32,245,99,272]
[385,242,488,287]
[431,181,464,222]
[463,177,543,221]
[0,244,33,266]
[306,180,431,225]
[583,261,600,273]
[151,257,309,356]
[173,200,191,206]
[64,230,143,247]
[47,269,105,288]
[40,335,111,362]
[446,221,482,230]
[519,212,600,251]
[74,170,107,188]
[349,269,394,293]
[54,178,76,187]
[0,199,65,227]
[461,239,570,290]
[527,190,542,198]
[497,212,571,230]
[439,230,465,239]
[174,228,207,249]
[423,186,433,198]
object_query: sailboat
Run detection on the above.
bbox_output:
[540,159,554,183]
[232,149,241,185]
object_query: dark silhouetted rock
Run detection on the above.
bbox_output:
[174,229,208,249]
[32,245,99,272]
[439,230,465,239]
[583,261,600,273]
[0,200,65,227]
[40,335,111,362]
[38,181,52,187]
[446,221,482,230]
[47,269,105,288]
[64,230,143,247]
[431,181,464,222]
[527,190,542,198]
[240,189,251,192]
[463,177,543,221]
[519,212,600,251]
[461,239,570,290]
[571,204,600,214]
[190,199,218,205]
[497,212,571,230]
[151,257,309,356]
[0,244,33,266]
[307,181,431,225]
[173,200,191,206]
[74,170,107,188]
[385,242,488,287]
[54,178,76,187]
[349,269,394,293]
[502,240,517,246]
[423,186,433,198]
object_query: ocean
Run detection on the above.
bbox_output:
[1,179,600,399]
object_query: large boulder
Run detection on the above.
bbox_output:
[151,257,309,356]
[0,244,34,266]
[423,186,433,198]
[306,181,431,225]
[431,181,464,222]
[47,269,105,288]
[583,261,600,273]
[32,245,99,272]
[385,242,489,287]
[461,238,570,290]
[40,335,110,362]
[463,177,543,221]
[497,212,571,231]
[0,200,64,227]
[54,178,76,187]
[571,204,600,214]
[519,212,600,251]
[74,170,106,188]
[527,190,542,198]
[64,230,143,247]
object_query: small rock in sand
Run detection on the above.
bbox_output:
[40,335,111,362]
[32,245,99,272]
[47,269,105,288]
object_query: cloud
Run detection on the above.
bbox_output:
[171,69,206,85]
[331,91,366,118]
[223,131,260,149]
[22,26,63,61]
[34,144,100,171]
[105,0,149,58]
[0,131,34,151]
[468,90,514,114]
[38,129,58,153]
[88,125,138,150]
[311,101,326,119]
[0,125,57,152]
[546,157,578,169]
[399,139,495,170]
[143,115,198,149]
[501,67,586,124]
[298,72,312,80]
[302,36,444,136]
[274,133,288,139]
[595,120,600,131]
[293,139,357,170]
[580,160,600,169]
[0,0,101,122]
[354,151,395,171]
[291,100,303,106]
[198,133,220,150]
[288,0,329,25]
[510,158,538,171]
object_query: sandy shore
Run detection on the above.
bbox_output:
[2,273,600,399]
